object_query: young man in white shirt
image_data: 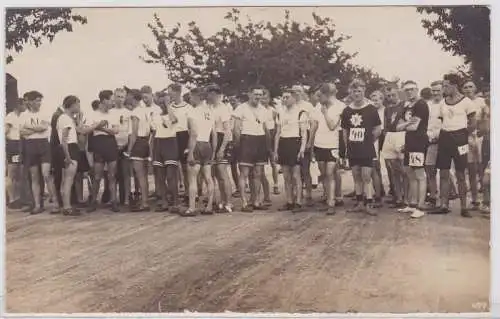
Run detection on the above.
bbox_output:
[292,85,315,207]
[87,90,120,213]
[112,88,133,206]
[273,89,307,213]
[141,85,163,201]
[20,91,58,215]
[150,90,180,213]
[435,73,478,217]
[310,83,344,215]
[233,86,273,212]
[5,98,26,209]
[462,79,486,209]
[369,90,386,207]
[183,88,217,216]
[168,83,193,203]
[206,84,233,213]
[57,95,82,216]
[425,81,444,208]
[127,89,153,212]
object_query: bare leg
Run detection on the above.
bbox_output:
[201,164,215,212]
[61,161,78,209]
[187,164,201,211]
[239,165,251,207]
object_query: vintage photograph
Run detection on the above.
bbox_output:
[4,5,490,314]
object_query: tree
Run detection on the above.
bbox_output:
[417,6,490,88]
[142,9,384,98]
[6,8,87,64]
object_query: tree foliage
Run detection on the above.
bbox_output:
[6,8,87,64]
[142,9,384,98]
[417,6,490,87]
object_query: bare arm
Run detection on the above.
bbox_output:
[372,125,382,140]
[299,122,307,153]
[61,127,72,161]
[187,117,198,157]
[309,120,318,149]
[217,120,231,156]
[232,117,242,145]
[342,128,349,158]
[274,123,281,156]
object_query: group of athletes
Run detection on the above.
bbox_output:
[5,73,490,219]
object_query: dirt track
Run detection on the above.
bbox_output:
[6,185,490,313]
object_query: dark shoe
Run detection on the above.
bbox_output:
[431,206,451,214]
[30,207,44,215]
[279,203,294,211]
[372,199,383,208]
[263,199,272,207]
[201,208,214,215]
[170,206,181,214]
[273,186,280,195]
[7,200,23,210]
[364,204,378,216]
[86,203,98,213]
[305,197,315,207]
[292,204,304,213]
[156,203,169,212]
[232,191,241,198]
[252,204,269,211]
[470,202,481,211]
[111,202,120,213]
[131,205,150,212]
[334,200,344,207]
[23,205,34,213]
[461,209,472,218]
[63,208,82,216]
[326,206,337,216]
[347,202,363,213]
[389,201,406,209]
[241,205,254,213]
[180,208,198,217]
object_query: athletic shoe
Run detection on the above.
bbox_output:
[334,200,344,207]
[86,203,98,213]
[389,202,405,209]
[292,204,304,213]
[470,202,481,211]
[7,200,23,210]
[111,202,121,213]
[252,204,269,211]
[180,208,198,217]
[263,199,272,207]
[170,206,181,214]
[397,206,414,213]
[347,202,364,213]
[326,206,337,216]
[480,204,490,214]
[232,191,241,198]
[201,208,214,215]
[364,204,378,216]
[156,203,169,212]
[131,205,150,212]
[305,197,314,207]
[273,186,280,195]
[30,207,44,215]
[460,209,472,218]
[279,203,294,211]
[410,209,425,219]
[372,199,383,208]
[431,206,451,214]
[63,208,82,216]
[241,205,254,213]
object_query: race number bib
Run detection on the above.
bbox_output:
[349,128,365,142]
[458,144,469,156]
[11,155,20,163]
[408,152,424,167]
[330,149,339,158]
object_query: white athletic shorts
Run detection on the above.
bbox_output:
[381,131,405,160]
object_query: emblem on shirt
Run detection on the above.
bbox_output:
[350,113,363,127]
[404,109,413,121]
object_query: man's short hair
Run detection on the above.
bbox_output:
[349,79,366,90]
[99,90,113,102]
[205,84,222,95]
[168,83,182,92]
[430,80,443,87]
[319,83,337,96]
[24,91,43,101]
[140,85,153,94]
[420,87,432,100]
[63,95,79,109]
[402,80,418,87]
[443,73,462,86]
[91,100,100,110]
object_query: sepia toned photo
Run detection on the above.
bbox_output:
[4,5,491,314]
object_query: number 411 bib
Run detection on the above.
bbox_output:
[349,128,365,142]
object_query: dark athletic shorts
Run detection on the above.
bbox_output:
[6,140,21,164]
[93,135,119,163]
[403,134,428,168]
[176,130,189,164]
[214,132,233,164]
[130,136,150,161]
[24,138,51,167]
[278,137,301,167]
[314,146,338,163]
[239,134,268,167]
[193,141,213,166]
[152,137,178,167]
[436,128,468,171]
[67,143,81,162]
[349,157,373,168]
[88,133,96,153]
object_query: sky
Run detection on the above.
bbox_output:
[5,6,464,113]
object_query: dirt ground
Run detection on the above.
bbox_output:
[5,175,490,314]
